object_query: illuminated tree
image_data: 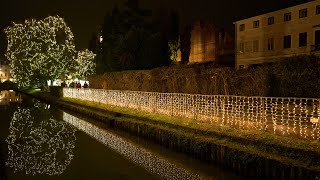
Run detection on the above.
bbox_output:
[4,15,77,87]
[74,49,96,79]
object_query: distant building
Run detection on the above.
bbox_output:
[0,65,11,82]
[177,21,234,64]
[0,90,21,106]
[234,0,320,68]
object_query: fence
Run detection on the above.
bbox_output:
[63,88,320,140]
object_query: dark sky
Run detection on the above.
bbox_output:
[0,0,312,59]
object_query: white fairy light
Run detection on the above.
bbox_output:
[63,88,320,140]
[4,15,95,87]
[73,49,96,79]
[6,106,76,175]
[63,112,203,180]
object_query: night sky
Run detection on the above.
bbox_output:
[0,0,312,60]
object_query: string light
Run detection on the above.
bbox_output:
[74,49,96,79]
[4,15,95,87]
[63,112,203,179]
[64,88,320,140]
[6,105,77,175]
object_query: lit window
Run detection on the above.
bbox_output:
[299,8,308,18]
[284,12,291,21]
[239,24,245,31]
[253,20,259,28]
[268,17,274,25]
[299,32,307,47]
[283,35,291,48]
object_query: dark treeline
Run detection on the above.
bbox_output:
[89,0,181,74]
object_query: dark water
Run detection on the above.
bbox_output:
[0,93,244,180]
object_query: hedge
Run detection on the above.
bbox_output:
[89,55,320,98]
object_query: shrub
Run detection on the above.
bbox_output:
[88,55,320,98]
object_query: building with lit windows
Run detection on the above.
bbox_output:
[234,0,320,68]
[0,90,21,105]
[0,65,11,82]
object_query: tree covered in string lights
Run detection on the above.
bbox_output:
[74,49,96,79]
[4,15,95,87]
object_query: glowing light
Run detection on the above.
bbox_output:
[64,88,320,140]
[63,112,203,179]
[4,15,95,87]
[74,49,96,79]
[311,117,319,124]
[6,104,76,175]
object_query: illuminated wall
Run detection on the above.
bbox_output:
[186,21,234,64]
[0,65,11,82]
[0,90,20,105]
[235,0,320,68]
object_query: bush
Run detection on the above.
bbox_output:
[88,55,320,98]
[49,86,63,98]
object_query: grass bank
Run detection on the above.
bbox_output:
[26,91,320,179]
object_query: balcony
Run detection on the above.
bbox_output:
[311,44,320,52]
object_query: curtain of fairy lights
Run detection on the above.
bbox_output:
[64,88,320,140]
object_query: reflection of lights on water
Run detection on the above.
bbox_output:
[33,101,50,109]
[6,107,77,176]
[63,112,202,180]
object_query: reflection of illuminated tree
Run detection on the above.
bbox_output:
[6,104,76,175]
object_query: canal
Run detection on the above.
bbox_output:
[0,92,244,180]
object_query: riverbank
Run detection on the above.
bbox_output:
[24,90,320,179]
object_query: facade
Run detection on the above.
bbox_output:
[0,90,21,105]
[234,0,320,68]
[177,21,234,64]
[0,65,11,82]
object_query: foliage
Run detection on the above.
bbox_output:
[168,39,179,63]
[5,16,76,87]
[49,86,63,98]
[74,49,96,79]
[89,55,320,98]
[270,55,320,97]
[5,15,96,88]
[95,0,172,73]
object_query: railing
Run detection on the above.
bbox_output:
[63,88,320,140]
